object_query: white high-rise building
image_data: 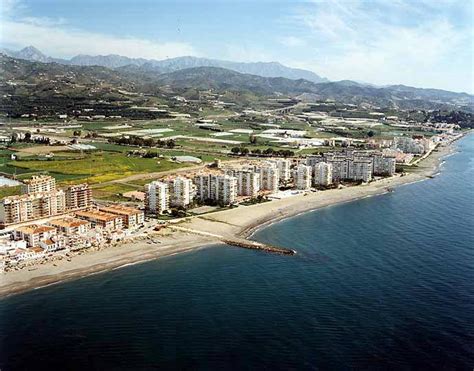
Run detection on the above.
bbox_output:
[194,174,213,202]
[194,174,237,205]
[145,181,170,214]
[327,158,349,182]
[314,162,333,186]
[215,175,237,205]
[270,159,291,183]
[348,159,373,182]
[235,170,260,197]
[296,164,312,190]
[372,154,396,176]
[257,163,279,193]
[168,177,193,208]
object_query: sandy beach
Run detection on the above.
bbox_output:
[0,140,460,298]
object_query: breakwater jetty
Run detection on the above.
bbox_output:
[221,238,296,255]
[169,225,296,256]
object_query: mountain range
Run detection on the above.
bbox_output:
[1,50,472,112]
[1,46,328,83]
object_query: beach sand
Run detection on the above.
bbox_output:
[0,142,458,298]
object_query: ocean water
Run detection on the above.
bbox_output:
[1,135,473,370]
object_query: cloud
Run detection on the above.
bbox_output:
[288,0,473,92]
[278,36,306,47]
[0,0,198,61]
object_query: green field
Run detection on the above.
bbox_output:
[9,151,190,185]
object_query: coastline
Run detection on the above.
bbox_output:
[0,136,464,298]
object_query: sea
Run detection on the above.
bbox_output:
[0,134,473,370]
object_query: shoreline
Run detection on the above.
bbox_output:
[0,135,465,299]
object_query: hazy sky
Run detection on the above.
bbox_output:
[1,0,473,93]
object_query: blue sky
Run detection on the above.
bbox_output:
[1,0,473,93]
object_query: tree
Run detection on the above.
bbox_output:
[367,130,375,137]
[231,147,240,154]
[263,147,274,155]
[73,130,82,137]
[249,135,257,145]
[240,147,249,155]
[24,132,32,142]
[166,139,176,149]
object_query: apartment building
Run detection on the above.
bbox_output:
[327,158,349,182]
[0,190,66,226]
[257,163,280,193]
[21,175,56,194]
[314,162,333,186]
[305,155,325,167]
[65,183,92,210]
[235,170,260,197]
[49,217,91,235]
[14,224,57,247]
[296,164,312,190]
[144,181,170,214]
[372,153,396,176]
[215,175,237,205]
[98,205,145,229]
[269,159,291,183]
[194,173,237,205]
[168,177,194,208]
[75,210,123,231]
[194,173,211,202]
[348,159,373,182]
[393,137,426,154]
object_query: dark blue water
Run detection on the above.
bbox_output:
[1,135,473,370]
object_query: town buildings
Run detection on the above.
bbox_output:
[145,181,170,214]
[394,136,435,154]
